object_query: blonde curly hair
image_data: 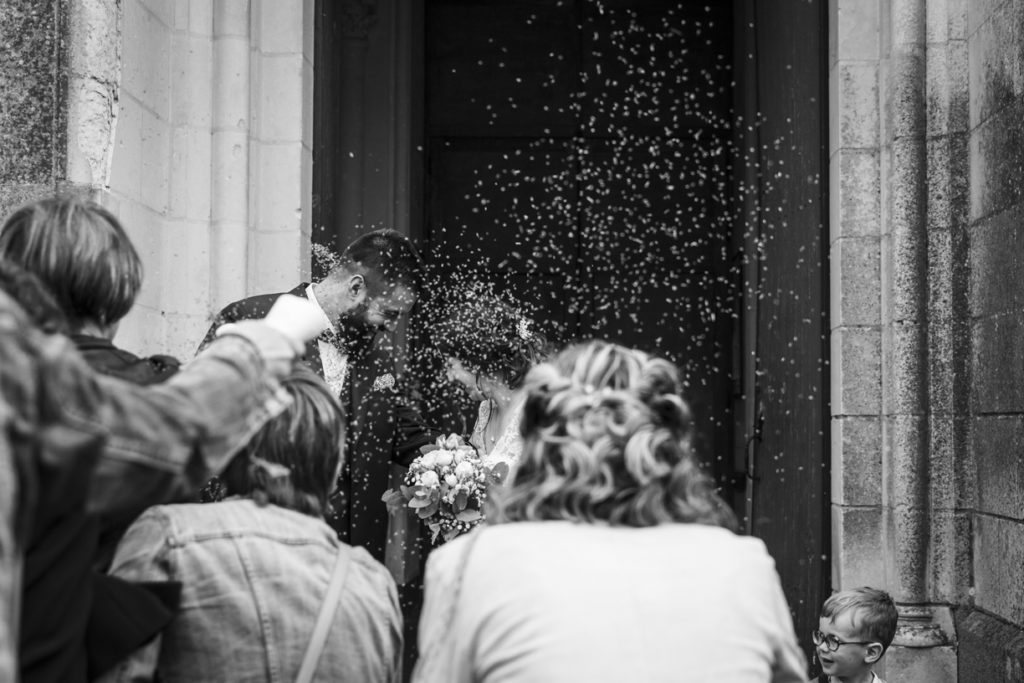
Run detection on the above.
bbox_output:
[489,341,736,529]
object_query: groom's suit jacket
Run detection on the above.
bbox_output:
[200,283,437,563]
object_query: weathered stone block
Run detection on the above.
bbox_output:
[257,54,305,142]
[831,416,882,506]
[302,0,315,62]
[926,415,957,504]
[213,0,249,38]
[883,643,957,683]
[109,101,143,199]
[123,0,171,120]
[925,41,967,138]
[956,416,977,509]
[926,0,967,43]
[885,53,926,140]
[886,141,927,324]
[210,129,248,222]
[173,0,188,31]
[260,0,305,54]
[925,137,970,233]
[969,204,1024,318]
[885,414,926,506]
[831,326,882,415]
[115,303,168,357]
[971,312,1024,413]
[117,200,163,310]
[886,505,928,601]
[171,34,213,127]
[833,0,880,62]
[957,607,1024,683]
[967,0,1007,37]
[926,316,956,414]
[0,0,64,185]
[968,0,1017,128]
[831,236,881,328]
[257,142,304,232]
[831,504,886,590]
[890,0,925,49]
[159,312,213,360]
[139,0,174,29]
[300,144,313,239]
[830,149,881,239]
[969,101,1024,222]
[926,509,972,603]
[837,63,880,149]
[302,57,314,146]
[882,321,926,414]
[140,109,171,214]
[159,220,211,317]
[0,184,53,219]
[169,126,213,222]
[189,0,213,36]
[250,229,304,294]
[973,415,1024,519]
[975,514,1024,625]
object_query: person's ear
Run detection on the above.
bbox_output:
[347,274,367,303]
[864,642,883,664]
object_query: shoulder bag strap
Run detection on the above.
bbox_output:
[295,545,353,683]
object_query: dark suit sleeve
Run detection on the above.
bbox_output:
[392,397,441,467]
[196,294,282,356]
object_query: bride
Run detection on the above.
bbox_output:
[433,291,550,475]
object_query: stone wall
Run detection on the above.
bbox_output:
[962,0,1024,679]
[109,0,315,359]
[832,0,1024,680]
[0,0,68,215]
[0,0,315,360]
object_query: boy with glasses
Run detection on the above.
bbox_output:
[812,587,898,683]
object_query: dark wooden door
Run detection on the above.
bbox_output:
[414,0,829,668]
[735,0,831,664]
[422,0,737,482]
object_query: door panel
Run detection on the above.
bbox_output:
[746,0,830,663]
[423,0,737,482]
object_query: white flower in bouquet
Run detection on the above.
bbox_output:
[381,433,510,543]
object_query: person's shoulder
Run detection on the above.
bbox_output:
[341,543,400,597]
[431,523,553,570]
[77,340,181,385]
[216,284,309,320]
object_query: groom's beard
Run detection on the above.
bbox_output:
[335,305,379,356]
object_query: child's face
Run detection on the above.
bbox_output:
[816,612,877,679]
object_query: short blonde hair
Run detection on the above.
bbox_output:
[490,341,736,529]
[821,587,898,652]
[0,195,142,329]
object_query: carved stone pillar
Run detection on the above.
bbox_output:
[832,0,971,680]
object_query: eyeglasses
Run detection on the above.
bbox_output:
[811,630,876,652]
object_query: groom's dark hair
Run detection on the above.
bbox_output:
[338,229,424,294]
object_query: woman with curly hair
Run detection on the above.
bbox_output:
[413,341,806,683]
[433,290,550,475]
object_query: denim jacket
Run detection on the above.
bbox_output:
[99,499,403,683]
[0,289,292,682]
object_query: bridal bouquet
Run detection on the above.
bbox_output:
[383,434,509,543]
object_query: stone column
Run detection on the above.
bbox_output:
[832,0,969,680]
[210,0,252,308]
[0,0,121,216]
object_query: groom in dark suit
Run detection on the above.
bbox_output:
[199,229,437,563]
